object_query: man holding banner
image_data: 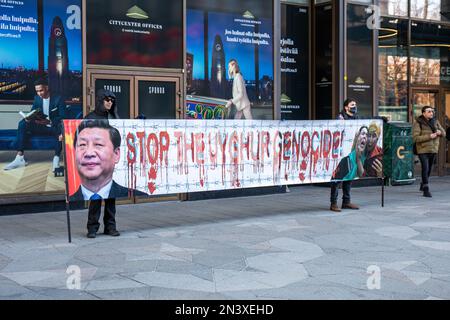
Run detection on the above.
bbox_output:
[330,98,361,212]
[70,90,143,238]
[71,119,125,237]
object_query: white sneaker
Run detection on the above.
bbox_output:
[4,155,27,170]
[52,156,60,172]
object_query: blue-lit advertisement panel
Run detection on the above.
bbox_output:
[186,1,274,120]
[43,0,82,102]
[0,0,82,102]
[0,0,39,100]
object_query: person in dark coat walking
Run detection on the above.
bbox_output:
[413,106,445,197]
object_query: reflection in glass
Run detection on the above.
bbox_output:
[315,4,332,119]
[281,4,309,120]
[412,91,437,119]
[378,18,408,121]
[94,79,131,119]
[346,4,373,118]
[138,81,176,119]
[186,1,274,120]
[379,0,408,16]
[411,0,449,21]
[445,92,450,168]
[410,22,450,86]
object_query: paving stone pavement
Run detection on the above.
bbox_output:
[0,177,449,300]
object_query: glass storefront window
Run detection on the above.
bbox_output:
[379,0,408,16]
[281,4,309,120]
[315,3,333,119]
[0,0,82,199]
[86,0,183,68]
[410,22,450,86]
[412,91,437,118]
[411,0,450,21]
[186,0,274,120]
[378,18,409,121]
[346,3,374,118]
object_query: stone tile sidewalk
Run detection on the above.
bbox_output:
[0,177,449,299]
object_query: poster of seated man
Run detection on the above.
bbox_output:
[3,79,65,172]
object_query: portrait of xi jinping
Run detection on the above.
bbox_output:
[70,119,142,201]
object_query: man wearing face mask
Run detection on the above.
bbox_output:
[225,59,253,120]
[413,106,445,197]
[330,98,361,212]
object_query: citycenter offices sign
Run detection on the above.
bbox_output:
[86,0,183,68]
[108,19,163,34]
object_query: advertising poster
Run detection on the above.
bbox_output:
[86,0,183,68]
[0,0,82,197]
[186,1,274,120]
[280,4,309,120]
[43,0,82,102]
[314,4,332,120]
[0,0,39,100]
[64,118,384,201]
[346,4,373,118]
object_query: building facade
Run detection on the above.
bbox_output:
[0,0,449,210]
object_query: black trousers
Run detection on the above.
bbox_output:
[418,153,436,186]
[87,198,116,233]
[330,180,352,204]
[16,119,62,156]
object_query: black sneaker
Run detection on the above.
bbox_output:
[104,229,120,236]
[87,231,96,238]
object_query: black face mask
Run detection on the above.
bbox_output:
[429,116,436,126]
[349,106,357,114]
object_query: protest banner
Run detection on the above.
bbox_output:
[63,119,383,201]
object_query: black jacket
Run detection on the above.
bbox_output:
[85,89,119,120]
[337,110,359,120]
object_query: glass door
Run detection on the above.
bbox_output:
[134,76,181,203]
[88,73,134,119]
[134,76,181,119]
[444,90,450,174]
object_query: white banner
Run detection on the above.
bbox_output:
[65,119,383,200]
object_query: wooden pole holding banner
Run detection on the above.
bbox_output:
[381,177,385,207]
[62,123,72,243]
